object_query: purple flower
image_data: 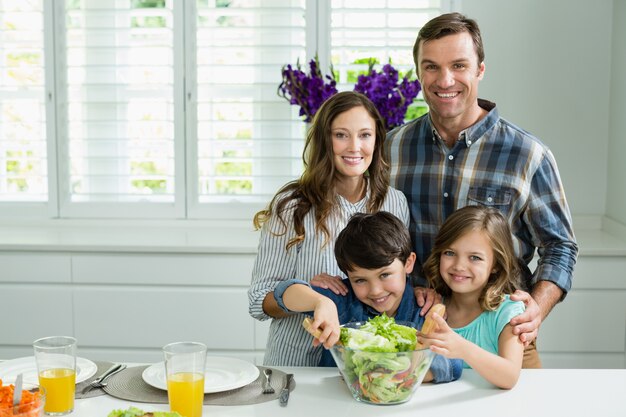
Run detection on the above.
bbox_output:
[354,62,421,130]
[278,58,421,129]
[278,57,338,123]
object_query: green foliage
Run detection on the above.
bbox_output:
[131,16,166,28]
[66,0,81,10]
[5,151,34,192]
[131,161,160,175]
[7,52,40,66]
[215,162,251,176]
[131,179,166,193]
[216,180,252,194]
[405,100,429,120]
[131,0,165,8]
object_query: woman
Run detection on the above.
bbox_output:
[248,91,409,366]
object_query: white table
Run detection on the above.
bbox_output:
[71,367,625,417]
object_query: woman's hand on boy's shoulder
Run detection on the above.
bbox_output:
[311,273,348,296]
[414,287,443,316]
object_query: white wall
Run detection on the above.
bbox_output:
[607,0,626,225]
[461,0,614,218]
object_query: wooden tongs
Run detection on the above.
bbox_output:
[415,303,446,349]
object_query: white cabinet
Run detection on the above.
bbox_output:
[1,224,625,369]
[539,255,626,368]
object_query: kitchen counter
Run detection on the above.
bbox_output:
[72,367,625,417]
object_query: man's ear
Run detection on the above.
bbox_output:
[477,61,485,80]
[405,252,417,274]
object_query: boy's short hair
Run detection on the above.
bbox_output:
[334,211,412,275]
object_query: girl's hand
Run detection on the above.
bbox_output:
[413,287,443,316]
[310,273,348,296]
[417,313,468,359]
[309,299,341,349]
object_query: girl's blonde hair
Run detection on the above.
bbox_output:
[253,91,389,250]
[423,205,521,311]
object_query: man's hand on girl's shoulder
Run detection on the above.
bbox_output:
[414,287,443,316]
[509,290,541,346]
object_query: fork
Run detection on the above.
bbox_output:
[262,368,275,394]
[81,363,126,393]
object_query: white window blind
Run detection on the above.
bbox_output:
[0,0,450,220]
[330,0,444,121]
[190,0,306,218]
[0,1,47,203]
[61,0,177,217]
[331,0,444,84]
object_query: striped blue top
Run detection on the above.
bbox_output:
[248,186,409,366]
[385,99,578,295]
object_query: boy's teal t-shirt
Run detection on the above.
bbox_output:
[452,295,525,369]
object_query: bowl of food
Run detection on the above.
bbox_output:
[329,315,435,405]
[0,381,46,417]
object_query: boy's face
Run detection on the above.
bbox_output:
[347,254,415,317]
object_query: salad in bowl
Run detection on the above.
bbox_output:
[329,314,434,405]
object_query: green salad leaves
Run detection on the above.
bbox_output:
[339,313,418,352]
[335,314,433,404]
[107,407,182,417]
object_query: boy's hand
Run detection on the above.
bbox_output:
[310,273,348,296]
[417,313,468,359]
[308,299,341,349]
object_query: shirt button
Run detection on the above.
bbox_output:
[467,140,472,145]
[487,197,493,202]
[448,155,454,160]
[444,192,449,198]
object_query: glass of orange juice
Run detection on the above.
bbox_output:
[33,336,77,415]
[163,341,207,417]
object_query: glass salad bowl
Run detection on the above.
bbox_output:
[329,321,435,405]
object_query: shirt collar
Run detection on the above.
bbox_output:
[428,99,499,148]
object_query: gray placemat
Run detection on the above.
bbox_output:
[102,365,295,406]
[75,361,114,399]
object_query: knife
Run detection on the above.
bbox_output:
[13,373,23,413]
[279,373,293,407]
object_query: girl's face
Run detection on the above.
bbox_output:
[439,229,496,298]
[331,106,376,180]
[348,255,415,317]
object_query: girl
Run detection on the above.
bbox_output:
[419,205,525,389]
[248,91,409,366]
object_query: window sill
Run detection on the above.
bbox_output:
[0,219,259,254]
[0,216,624,256]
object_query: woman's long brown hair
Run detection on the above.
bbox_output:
[253,91,390,250]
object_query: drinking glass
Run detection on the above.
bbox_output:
[33,336,77,415]
[163,341,207,417]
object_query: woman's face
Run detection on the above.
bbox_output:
[330,106,376,180]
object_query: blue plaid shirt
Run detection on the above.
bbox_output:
[385,99,578,295]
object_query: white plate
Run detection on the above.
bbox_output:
[0,356,97,385]
[142,356,259,394]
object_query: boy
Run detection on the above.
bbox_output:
[273,211,462,383]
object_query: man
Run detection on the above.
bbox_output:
[385,12,578,368]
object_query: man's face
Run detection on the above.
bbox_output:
[417,32,485,128]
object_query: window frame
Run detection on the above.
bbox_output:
[0,0,455,221]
